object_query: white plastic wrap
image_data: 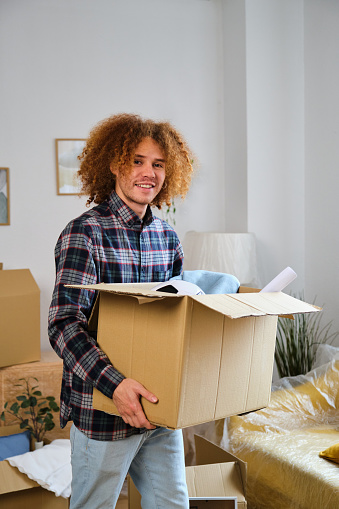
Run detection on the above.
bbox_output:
[228,352,339,509]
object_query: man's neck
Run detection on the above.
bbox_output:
[113,190,147,219]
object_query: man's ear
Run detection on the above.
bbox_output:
[110,163,117,176]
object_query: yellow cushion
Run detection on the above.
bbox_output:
[319,442,339,463]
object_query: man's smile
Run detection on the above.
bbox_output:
[136,183,155,189]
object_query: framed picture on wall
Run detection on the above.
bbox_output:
[0,168,10,225]
[55,139,86,195]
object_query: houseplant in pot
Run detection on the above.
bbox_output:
[275,294,339,378]
[1,377,59,448]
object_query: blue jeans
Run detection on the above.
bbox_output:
[70,424,189,509]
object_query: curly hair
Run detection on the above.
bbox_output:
[78,113,195,208]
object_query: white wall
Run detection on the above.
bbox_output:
[0,0,226,350]
[222,0,248,233]
[221,0,307,293]
[304,0,339,338]
[244,0,339,338]
[245,0,305,292]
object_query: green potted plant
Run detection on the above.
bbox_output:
[164,199,177,226]
[0,377,59,448]
[275,294,339,378]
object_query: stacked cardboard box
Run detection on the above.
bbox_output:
[0,351,70,441]
[0,268,40,368]
[0,269,71,503]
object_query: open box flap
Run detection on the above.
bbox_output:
[195,435,247,498]
[0,425,38,496]
[186,435,246,501]
[66,283,320,319]
[66,282,166,297]
[190,291,320,319]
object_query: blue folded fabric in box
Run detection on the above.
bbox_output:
[0,430,31,461]
[171,269,240,295]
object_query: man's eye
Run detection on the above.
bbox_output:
[154,163,164,168]
[134,159,142,165]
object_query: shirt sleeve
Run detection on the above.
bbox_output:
[48,219,124,399]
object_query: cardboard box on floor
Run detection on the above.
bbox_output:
[68,282,319,429]
[0,425,69,509]
[0,268,40,368]
[129,434,247,509]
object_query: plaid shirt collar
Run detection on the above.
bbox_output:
[108,190,154,229]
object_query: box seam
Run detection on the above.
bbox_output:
[244,319,255,410]
[213,316,226,420]
[177,298,193,428]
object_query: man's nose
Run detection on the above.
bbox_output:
[143,162,155,177]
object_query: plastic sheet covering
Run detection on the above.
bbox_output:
[182,232,260,287]
[227,351,339,509]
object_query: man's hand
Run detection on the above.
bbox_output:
[113,378,158,429]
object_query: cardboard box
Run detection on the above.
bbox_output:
[0,268,40,368]
[0,351,70,441]
[68,282,319,429]
[0,425,69,508]
[129,434,247,508]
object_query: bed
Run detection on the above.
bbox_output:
[226,347,339,509]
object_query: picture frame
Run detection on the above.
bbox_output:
[0,168,10,225]
[55,139,86,195]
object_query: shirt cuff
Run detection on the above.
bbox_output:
[95,364,125,399]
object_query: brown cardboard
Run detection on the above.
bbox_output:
[0,351,70,441]
[67,282,319,429]
[0,269,40,368]
[0,425,69,508]
[129,434,247,509]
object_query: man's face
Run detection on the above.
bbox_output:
[110,137,166,218]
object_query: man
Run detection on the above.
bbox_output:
[48,113,194,508]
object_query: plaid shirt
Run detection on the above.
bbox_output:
[48,191,183,441]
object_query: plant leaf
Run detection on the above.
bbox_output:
[29,396,37,407]
[10,402,20,413]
